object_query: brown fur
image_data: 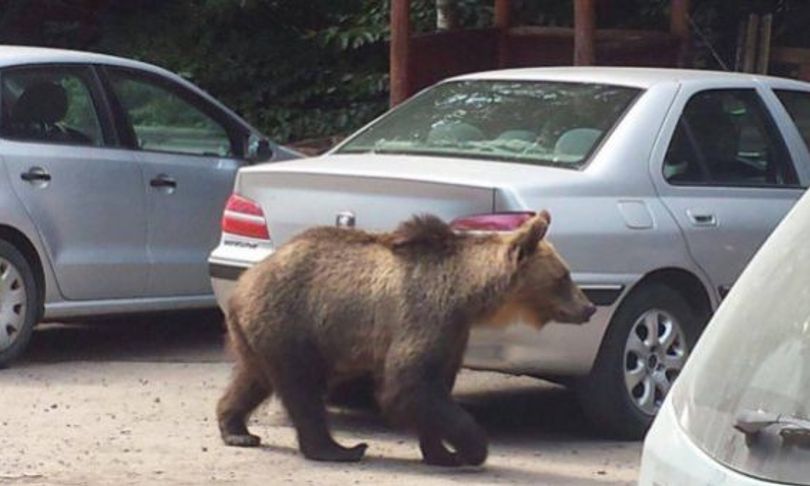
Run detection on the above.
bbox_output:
[216,211,594,466]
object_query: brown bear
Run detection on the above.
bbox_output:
[216,211,595,466]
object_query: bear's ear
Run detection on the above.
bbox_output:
[507,210,550,263]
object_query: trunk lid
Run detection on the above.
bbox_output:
[235,153,581,245]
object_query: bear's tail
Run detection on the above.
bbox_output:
[390,214,457,249]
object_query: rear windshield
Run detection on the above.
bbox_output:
[671,192,810,485]
[338,80,640,169]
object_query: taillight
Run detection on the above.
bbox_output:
[450,211,536,232]
[221,194,270,240]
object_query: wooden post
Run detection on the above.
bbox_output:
[494,0,511,31]
[742,14,759,73]
[670,0,690,67]
[756,13,773,74]
[573,0,596,66]
[494,0,511,68]
[734,20,746,71]
[390,0,411,107]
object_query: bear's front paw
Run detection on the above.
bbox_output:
[222,433,261,448]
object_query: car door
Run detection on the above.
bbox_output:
[654,86,805,299]
[0,64,149,300]
[101,66,247,297]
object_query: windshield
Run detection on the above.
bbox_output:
[671,190,810,484]
[338,80,641,169]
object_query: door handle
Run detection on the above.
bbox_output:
[687,210,717,227]
[150,174,177,189]
[20,167,51,183]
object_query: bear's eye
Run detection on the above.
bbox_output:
[555,272,572,294]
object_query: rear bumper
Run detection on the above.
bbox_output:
[209,261,247,312]
[208,258,623,378]
[639,398,768,485]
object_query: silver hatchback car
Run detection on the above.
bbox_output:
[0,46,297,366]
[209,67,810,438]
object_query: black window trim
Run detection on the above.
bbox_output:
[97,64,248,160]
[0,63,119,149]
[664,88,803,190]
[773,88,810,154]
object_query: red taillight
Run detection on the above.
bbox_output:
[221,194,270,240]
[450,211,536,232]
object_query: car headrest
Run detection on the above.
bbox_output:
[496,130,536,143]
[427,121,484,144]
[554,128,602,159]
[11,81,68,124]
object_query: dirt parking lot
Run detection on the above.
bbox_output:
[0,316,641,485]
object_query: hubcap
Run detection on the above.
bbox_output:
[0,257,27,352]
[623,309,688,416]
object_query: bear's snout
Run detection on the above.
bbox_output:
[581,303,597,322]
[556,301,597,324]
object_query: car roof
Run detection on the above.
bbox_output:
[0,45,178,79]
[451,66,810,90]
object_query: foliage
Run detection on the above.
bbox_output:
[92,0,394,143]
[3,1,810,143]
[0,0,495,144]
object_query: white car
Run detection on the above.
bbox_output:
[639,166,810,485]
[209,67,810,438]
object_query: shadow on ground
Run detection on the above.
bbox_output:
[22,314,619,444]
[21,311,227,364]
[329,383,602,443]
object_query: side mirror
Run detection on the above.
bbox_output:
[247,135,274,163]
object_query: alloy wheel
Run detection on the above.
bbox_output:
[623,309,688,416]
[0,256,27,352]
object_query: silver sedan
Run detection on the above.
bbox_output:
[0,46,298,367]
[209,67,810,438]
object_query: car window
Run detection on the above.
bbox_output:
[0,67,105,146]
[106,69,233,157]
[664,89,797,187]
[670,189,810,485]
[775,89,810,152]
[338,80,640,169]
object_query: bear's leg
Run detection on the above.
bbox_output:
[273,351,368,462]
[405,389,487,466]
[217,362,272,447]
[417,359,464,467]
[426,397,488,466]
[380,354,487,466]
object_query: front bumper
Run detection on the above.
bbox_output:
[209,258,624,379]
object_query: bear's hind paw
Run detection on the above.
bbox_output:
[302,442,368,462]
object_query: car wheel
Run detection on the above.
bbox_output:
[0,240,39,368]
[577,283,700,439]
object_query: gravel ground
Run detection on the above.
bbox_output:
[0,318,641,485]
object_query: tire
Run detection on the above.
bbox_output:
[576,283,701,439]
[0,240,39,368]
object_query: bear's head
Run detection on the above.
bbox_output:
[498,211,596,328]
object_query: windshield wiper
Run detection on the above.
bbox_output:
[735,409,810,448]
